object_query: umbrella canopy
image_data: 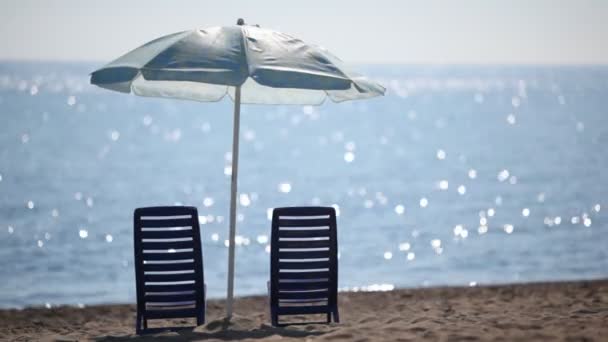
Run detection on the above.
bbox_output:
[90,19,384,319]
[91,23,384,104]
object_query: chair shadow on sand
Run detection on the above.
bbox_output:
[95,316,329,341]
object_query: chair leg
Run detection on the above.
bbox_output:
[332,308,340,323]
[135,312,142,335]
[327,312,331,323]
[271,312,279,327]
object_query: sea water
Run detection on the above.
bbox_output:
[0,62,606,308]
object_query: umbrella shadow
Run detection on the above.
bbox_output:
[95,317,328,341]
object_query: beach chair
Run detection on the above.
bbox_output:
[133,206,205,334]
[269,206,340,326]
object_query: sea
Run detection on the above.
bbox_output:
[0,61,606,309]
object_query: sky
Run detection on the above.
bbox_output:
[1,0,608,65]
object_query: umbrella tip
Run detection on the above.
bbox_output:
[237,18,245,25]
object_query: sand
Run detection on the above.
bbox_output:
[1,279,607,341]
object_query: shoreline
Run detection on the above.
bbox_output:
[2,279,607,341]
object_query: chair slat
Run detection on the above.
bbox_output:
[277,281,329,291]
[139,218,193,228]
[142,240,194,250]
[278,250,330,259]
[274,207,333,216]
[276,305,329,315]
[277,240,330,248]
[135,206,197,217]
[278,261,330,270]
[278,229,330,238]
[142,251,194,261]
[144,283,197,293]
[144,308,198,319]
[278,290,329,300]
[145,293,197,303]
[143,262,195,272]
[278,219,330,227]
[144,272,196,282]
[279,271,329,280]
[141,229,194,239]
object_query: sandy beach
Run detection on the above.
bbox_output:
[1,279,607,341]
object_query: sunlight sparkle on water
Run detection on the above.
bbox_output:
[278,182,292,193]
[79,229,88,239]
[522,208,530,217]
[383,251,393,260]
[537,192,546,203]
[468,169,477,179]
[407,252,415,261]
[344,151,355,163]
[399,242,411,251]
[27,200,34,209]
[105,234,113,243]
[457,185,466,195]
[504,224,514,234]
[438,180,449,190]
[487,208,495,217]
[507,114,516,125]
[454,225,468,239]
[497,169,510,182]
[583,217,592,227]
[203,197,214,207]
[436,149,446,160]
[394,204,405,215]
[257,235,268,244]
[239,193,251,207]
[419,198,428,208]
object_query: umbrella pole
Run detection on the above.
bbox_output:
[226,86,241,318]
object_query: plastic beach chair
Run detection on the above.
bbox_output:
[269,206,340,326]
[133,206,205,334]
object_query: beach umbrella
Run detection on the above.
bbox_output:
[90,18,385,318]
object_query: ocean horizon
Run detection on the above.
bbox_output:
[1,61,606,309]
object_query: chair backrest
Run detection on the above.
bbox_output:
[270,206,338,324]
[133,206,204,328]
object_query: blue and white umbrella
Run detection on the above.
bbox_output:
[91,18,384,317]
